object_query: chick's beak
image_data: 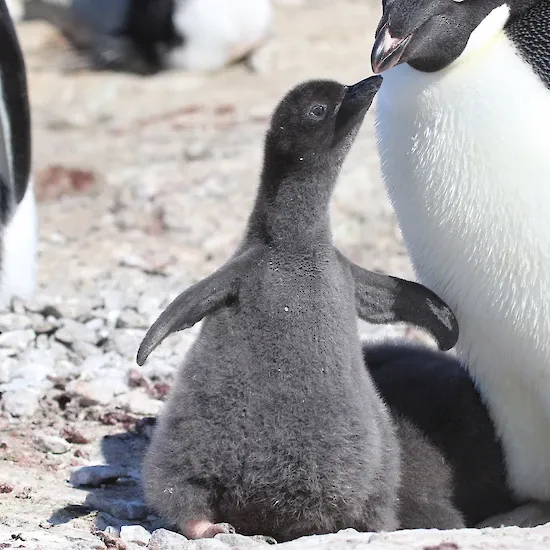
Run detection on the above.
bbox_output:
[371,22,413,74]
[332,75,382,144]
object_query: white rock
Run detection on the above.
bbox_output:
[0,329,35,350]
[1,388,40,417]
[194,538,231,549]
[49,340,71,360]
[65,379,116,407]
[79,352,124,375]
[31,314,58,334]
[100,289,125,312]
[0,313,31,331]
[35,434,71,454]
[141,357,177,381]
[116,309,148,329]
[72,340,102,358]
[86,318,105,332]
[216,534,271,546]
[137,292,165,323]
[55,297,100,320]
[120,525,152,547]
[0,358,14,383]
[113,329,145,359]
[147,529,190,550]
[10,350,55,383]
[55,319,98,345]
[117,389,163,416]
[70,465,127,487]
[103,525,120,538]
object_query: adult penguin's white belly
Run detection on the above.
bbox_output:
[376,30,550,501]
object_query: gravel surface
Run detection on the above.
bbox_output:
[1,2,549,549]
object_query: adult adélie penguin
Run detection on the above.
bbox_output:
[370,0,550,502]
[0,0,36,308]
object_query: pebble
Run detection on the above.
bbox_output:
[31,314,58,334]
[184,142,211,162]
[55,319,98,345]
[120,525,152,546]
[116,390,163,416]
[100,289,125,312]
[72,340,103,358]
[0,329,35,350]
[85,493,148,521]
[65,379,116,407]
[216,534,273,546]
[0,313,32,331]
[70,465,128,487]
[35,434,71,454]
[103,525,120,538]
[0,359,13,383]
[116,309,148,329]
[10,351,55,383]
[55,297,100,321]
[1,388,40,417]
[147,529,190,550]
[194,538,232,550]
[112,329,146,360]
[79,352,124,375]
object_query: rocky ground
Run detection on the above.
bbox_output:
[1,1,550,549]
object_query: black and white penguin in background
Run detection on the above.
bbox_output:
[0,0,36,308]
[25,0,273,74]
[371,0,550,503]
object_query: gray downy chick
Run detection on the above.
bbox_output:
[365,341,522,526]
[137,76,462,541]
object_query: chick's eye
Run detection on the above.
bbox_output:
[309,104,327,119]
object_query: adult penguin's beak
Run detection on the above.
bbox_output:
[371,22,413,74]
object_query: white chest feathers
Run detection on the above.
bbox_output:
[375,31,550,500]
[5,0,24,22]
[164,0,272,71]
[1,179,37,309]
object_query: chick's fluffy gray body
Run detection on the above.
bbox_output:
[145,242,399,539]
[139,77,462,540]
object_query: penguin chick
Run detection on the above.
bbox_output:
[0,0,37,307]
[365,342,522,526]
[394,416,465,530]
[26,0,272,74]
[371,0,550,502]
[137,76,462,541]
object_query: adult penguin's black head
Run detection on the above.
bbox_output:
[371,0,536,73]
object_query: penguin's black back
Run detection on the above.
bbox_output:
[506,0,550,89]
[364,343,521,526]
[0,1,31,220]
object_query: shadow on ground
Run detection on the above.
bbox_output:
[48,417,174,534]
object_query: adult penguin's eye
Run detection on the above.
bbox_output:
[309,104,327,119]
